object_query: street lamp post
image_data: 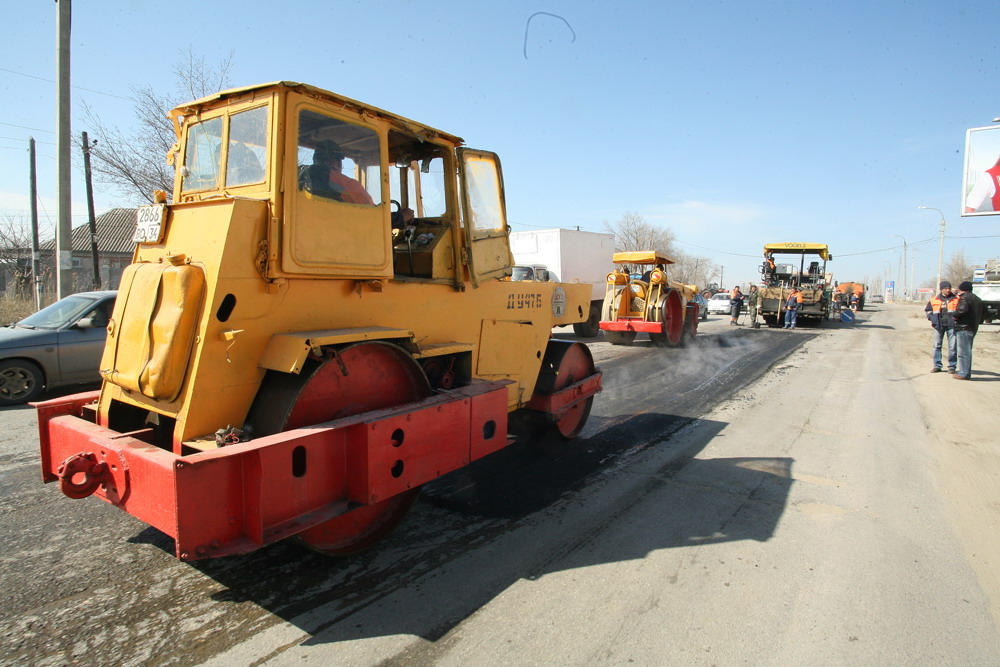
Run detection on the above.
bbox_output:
[890,234,908,300]
[880,260,892,297]
[918,206,946,290]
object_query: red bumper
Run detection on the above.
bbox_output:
[36,380,510,560]
[599,319,665,333]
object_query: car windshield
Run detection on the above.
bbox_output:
[17,295,99,330]
[712,294,729,300]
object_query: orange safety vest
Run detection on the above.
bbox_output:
[929,294,959,313]
[795,293,803,304]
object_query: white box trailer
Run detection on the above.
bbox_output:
[510,228,615,337]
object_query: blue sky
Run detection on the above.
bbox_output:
[1,0,998,291]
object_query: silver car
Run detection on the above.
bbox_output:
[0,291,117,406]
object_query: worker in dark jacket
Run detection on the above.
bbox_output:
[952,281,985,380]
[924,281,959,373]
[729,286,744,326]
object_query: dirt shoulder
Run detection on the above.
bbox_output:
[891,304,1000,627]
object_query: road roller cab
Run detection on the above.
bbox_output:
[598,251,699,347]
[35,81,602,560]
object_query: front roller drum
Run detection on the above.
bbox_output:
[530,341,600,439]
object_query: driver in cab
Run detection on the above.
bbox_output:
[305,140,375,205]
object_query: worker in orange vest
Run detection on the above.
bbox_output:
[783,288,802,329]
[924,280,959,373]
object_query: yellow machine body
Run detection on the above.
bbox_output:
[95,82,592,452]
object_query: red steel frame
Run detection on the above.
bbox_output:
[37,369,602,561]
[599,318,667,334]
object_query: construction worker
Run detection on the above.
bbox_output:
[952,281,985,380]
[747,284,761,328]
[729,286,744,325]
[783,288,801,329]
[924,280,959,373]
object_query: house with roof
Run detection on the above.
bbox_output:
[11,208,137,297]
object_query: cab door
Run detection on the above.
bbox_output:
[457,149,514,287]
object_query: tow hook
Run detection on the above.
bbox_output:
[57,452,109,499]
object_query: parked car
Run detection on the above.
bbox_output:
[707,292,734,315]
[0,291,117,406]
[870,294,884,303]
[691,293,710,320]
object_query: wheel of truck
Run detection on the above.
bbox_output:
[647,290,684,348]
[573,304,601,338]
[534,342,596,439]
[763,315,780,327]
[246,341,431,555]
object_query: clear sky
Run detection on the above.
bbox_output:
[2,0,998,292]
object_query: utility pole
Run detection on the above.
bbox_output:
[81,131,100,289]
[891,234,908,300]
[918,206,947,290]
[56,0,73,299]
[29,138,41,310]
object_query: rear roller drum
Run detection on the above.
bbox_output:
[246,341,431,555]
[604,330,636,346]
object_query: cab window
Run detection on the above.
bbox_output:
[181,117,223,192]
[297,110,381,206]
[386,131,449,218]
[461,153,505,236]
[226,107,267,186]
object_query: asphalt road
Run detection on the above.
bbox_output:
[1,308,998,665]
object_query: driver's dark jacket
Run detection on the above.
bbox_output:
[953,291,985,334]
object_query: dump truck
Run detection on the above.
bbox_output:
[510,229,615,338]
[834,282,865,311]
[599,251,699,346]
[972,259,1000,323]
[34,81,602,561]
[758,243,832,326]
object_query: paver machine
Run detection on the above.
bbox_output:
[598,251,699,346]
[758,243,832,326]
[34,81,602,560]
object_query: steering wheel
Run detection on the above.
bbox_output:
[390,199,409,230]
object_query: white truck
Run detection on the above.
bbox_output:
[972,259,1000,324]
[510,228,615,337]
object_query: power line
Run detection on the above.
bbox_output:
[0,120,55,134]
[672,239,759,257]
[1,135,56,145]
[0,66,132,101]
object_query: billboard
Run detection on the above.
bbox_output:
[962,125,1000,217]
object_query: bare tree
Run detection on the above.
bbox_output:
[83,48,234,205]
[0,213,37,298]
[943,249,976,285]
[601,211,716,287]
[602,211,676,255]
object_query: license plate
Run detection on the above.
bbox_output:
[134,204,166,243]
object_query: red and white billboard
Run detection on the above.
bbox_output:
[962,125,1000,217]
